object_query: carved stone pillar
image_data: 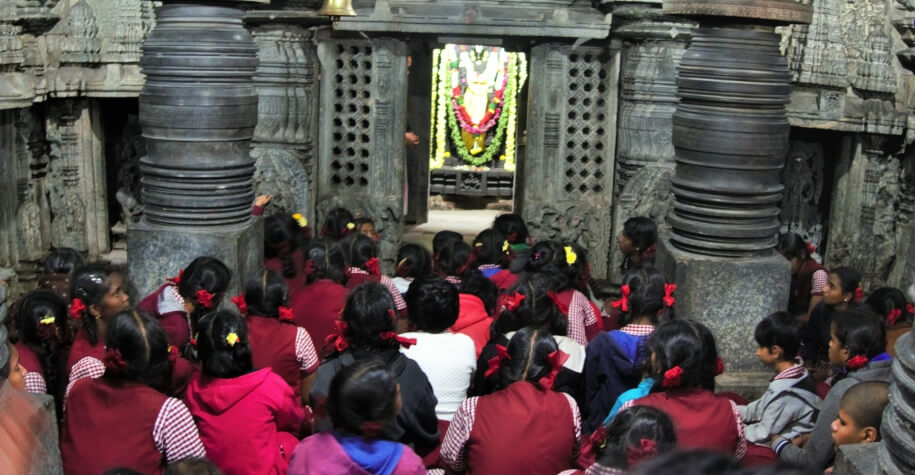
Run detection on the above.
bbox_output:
[878,329,915,473]
[129,1,265,297]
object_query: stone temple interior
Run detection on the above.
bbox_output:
[1,0,915,472]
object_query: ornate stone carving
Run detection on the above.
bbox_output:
[784,0,849,88]
[58,0,101,65]
[842,0,897,94]
[779,139,827,248]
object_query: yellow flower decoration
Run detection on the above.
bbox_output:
[474,242,484,247]
[292,213,307,228]
[346,222,356,230]
[226,332,239,347]
[444,151,451,158]
[39,314,55,325]
[564,246,578,266]
[502,240,510,253]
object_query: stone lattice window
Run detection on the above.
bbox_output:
[563,51,610,199]
[329,42,373,189]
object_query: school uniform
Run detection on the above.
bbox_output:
[185,368,305,475]
[450,293,494,357]
[582,324,654,433]
[739,363,820,444]
[552,289,601,345]
[288,431,426,475]
[345,268,407,312]
[61,378,205,475]
[476,264,502,279]
[440,381,581,474]
[246,315,319,389]
[65,328,106,399]
[472,334,582,399]
[14,342,47,394]
[489,269,518,290]
[625,388,747,460]
[266,248,308,300]
[788,260,826,317]
[138,283,193,348]
[289,279,347,352]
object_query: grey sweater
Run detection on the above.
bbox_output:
[739,366,820,443]
[773,359,892,469]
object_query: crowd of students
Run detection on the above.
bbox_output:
[0,200,908,475]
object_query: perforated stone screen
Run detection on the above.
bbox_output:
[563,51,610,198]
[328,41,374,189]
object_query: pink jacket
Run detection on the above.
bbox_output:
[185,368,304,475]
[288,432,425,475]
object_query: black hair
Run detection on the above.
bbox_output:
[644,320,707,392]
[70,262,123,346]
[328,357,399,437]
[242,269,289,320]
[432,230,464,256]
[829,267,862,298]
[104,310,171,393]
[626,449,742,475]
[472,228,508,268]
[686,320,719,392]
[395,244,432,279]
[597,406,677,469]
[303,238,346,285]
[44,247,84,274]
[321,207,356,241]
[353,216,375,230]
[435,240,474,279]
[776,232,813,261]
[12,290,66,400]
[177,257,232,317]
[865,286,913,327]
[460,270,498,315]
[832,309,886,377]
[754,311,802,361]
[405,276,459,333]
[341,282,398,352]
[497,327,559,389]
[840,381,890,434]
[621,217,658,254]
[493,273,568,338]
[561,242,591,294]
[164,458,223,475]
[195,310,253,379]
[618,265,674,327]
[524,241,571,292]
[341,233,378,271]
[264,214,305,279]
[493,213,529,245]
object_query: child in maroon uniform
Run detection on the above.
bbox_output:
[66,263,130,393]
[777,232,826,321]
[137,256,232,348]
[391,243,432,295]
[471,228,509,279]
[434,240,474,286]
[185,310,305,475]
[622,320,747,461]
[9,290,66,398]
[320,207,356,242]
[288,359,426,474]
[617,217,657,275]
[234,269,319,402]
[441,327,581,475]
[61,311,206,474]
[341,233,406,315]
[290,239,348,353]
[577,406,677,475]
[264,213,310,300]
[865,286,912,358]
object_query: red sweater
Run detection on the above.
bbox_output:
[451,294,493,357]
[138,284,192,348]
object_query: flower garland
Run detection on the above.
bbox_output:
[503,52,525,172]
[446,56,514,166]
[430,48,445,170]
[450,48,509,135]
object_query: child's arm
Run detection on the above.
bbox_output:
[440,397,478,473]
[772,379,846,469]
[273,378,306,434]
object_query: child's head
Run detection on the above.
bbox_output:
[493,213,529,246]
[618,265,674,326]
[435,240,474,278]
[341,233,377,270]
[242,269,289,320]
[561,242,591,293]
[195,310,253,379]
[644,320,707,391]
[776,233,814,273]
[753,311,801,366]
[104,310,171,390]
[865,286,913,328]
[459,270,498,315]
[164,457,222,475]
[44,247,83,275]
[264,214,305,278]
[828,309,886,369]
[328,357,400,438]
[12,290,66,390]
[832,381,889,446]
[472,228,508,268]
[524,241,571,291]
[823,267,862,307]
[619,217,657,258]
[395,244,432,280]
[1,342,28,391]
[177,257,232,315]
[321,207,356,241]
[353,217,377,241]
[494,274,568,337]
[432,230,463,256]
[303,238,346,285]
[597,406,677,470]
[405,276,459,333]
[341,282,398,351]
[70,263,130,345]
[499,327,561,389]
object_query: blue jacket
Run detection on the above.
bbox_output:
[582,330,649,433]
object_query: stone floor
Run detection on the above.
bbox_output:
[403,209,502,249]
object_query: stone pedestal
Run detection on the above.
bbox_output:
[656,238,789,387]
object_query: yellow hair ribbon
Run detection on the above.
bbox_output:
[226,332,239,347]
[346,222,356,230]
[564,246,578,265]
[292,213,307,228]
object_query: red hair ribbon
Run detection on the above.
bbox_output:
[189,335,198,347]
[278,306,294,322]
[104,347,128,374]
[379,331,417,349]
[888,308,902,326]
[387,308,398,322]
[580,424,608,459]
[846,355,868,370]
[499,292,526,312]
[166,269,184,285]
[907,303,914,315]
[611,285,631,313]
[325,320,349,353]
[365,257,380,276]
[456,254,477,275]
[484,344,511,378]
[231,294,248,316]
[805,241,816,254]
[303,259,316,277]
[663,283,676,307]
[641,245,657,258]
[538,350,570,390]
[359,421,384,437]
[626,438,658,467]
[662,365,683,388]
[196,289,214,309]
[854,287,863,303]
[68,298,86,319]
[715,357,724,376]
[546,291,570,315]
[167,345,179,368]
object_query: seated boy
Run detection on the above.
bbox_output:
[824,381,890,474]
[739,312,821,444]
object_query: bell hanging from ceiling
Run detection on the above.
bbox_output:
[318,0,356,18]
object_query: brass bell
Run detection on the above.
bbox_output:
[318,0,356,17]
